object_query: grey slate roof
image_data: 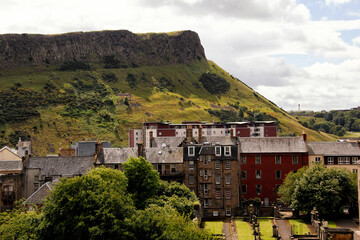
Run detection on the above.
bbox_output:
[198,146,215,155]
[307,142,360,156]
[201,136,235,145]
[151,137,185,148]
[144,147,183,164]
[238,137,307,153]
[99,148,138,164]
[0,160,23,172]
[25,180,57,205]
[26,156,93,177]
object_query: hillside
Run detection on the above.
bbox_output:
[0,30,335,155]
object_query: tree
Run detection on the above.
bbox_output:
[123,157,161,209]
[279,165,357,218]
[39,167,135,240]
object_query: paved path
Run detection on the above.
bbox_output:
[222,218,238,240]
[276,219,292,240]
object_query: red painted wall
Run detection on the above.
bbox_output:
[235,128,250,137]
[129,130,134,148]
[241,153,308,205]
[157,129,176,137]
[264,126,277,137]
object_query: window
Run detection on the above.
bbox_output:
[352,157,358,164]
[216,175,220,184]
[204,156,208,165]
[256,156,261,164]
[213,211,219,217]
[241,156,246,164]
[241,170,246,179]
[328,157,334,165]
[215,146,221,156]
[34,182,39,191]
[344,157,350,164]
[275,156,281,164]
[353,169,358,174]
[338,157,344,164]
[224,146,231,156]
[256,184,262,194]
[204,184,208,194]
[225,160,230,169]
[189,175,194,184]
[171,164,176,172]
[225,190,231,199]
[242,185,247,194]
[216,189,221,199]
[256,170,261,179]
[204,199,212,207]
[2,185,14,206]
[226,206,231,216]
[315,157,321,164]
[225,175,230,184]
[215,160,220,169]
[114,164,119,170]
[292,156,298,164]
[189,161,194,170]
[188,146,195,156]
[276,170,281,179]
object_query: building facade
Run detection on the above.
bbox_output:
[239,137,308,206]
[129,121,277,148]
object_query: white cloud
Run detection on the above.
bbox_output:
[326,0,352,5]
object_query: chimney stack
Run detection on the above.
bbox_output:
[186,125,193,143]
[302,130,307,142]
[149,130,153,148]
[198,125,202,143]
[230,127,234,138]
[137,143,144,157]
[95,140,103,156]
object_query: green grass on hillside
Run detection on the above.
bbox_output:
[0,60,336,155]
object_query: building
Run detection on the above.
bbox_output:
[307,142,360,173]
[183,137,241,217]
[22,156,94,199]
[239,136,308,206]
[129,121,277,147]
[0,146,23,211]
[71,141,111,156]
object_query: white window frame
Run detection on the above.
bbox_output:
[215,160,220,169]
[256,156,261,165]
[352,157,358,164]
[188,146,195,156]
[315,157,321,164]
[328,157,334,165]
[224,146,231,156]
[241,156,246,164]
[225,160,230,170]
[215,175,220,184]
[338,157,344,164]
[225,175,230,184]
[226,206,231,216]
[292,155,298,164]
[215,146,221,156]
[256,170,261,179]
[275,156,281,164]
[344,157,350,164]
[189,161,194,170]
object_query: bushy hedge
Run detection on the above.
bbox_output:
[199,73,230,94]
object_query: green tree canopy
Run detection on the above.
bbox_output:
[279,164,357,218]
[39,167,135,240]
[123,156,161,209]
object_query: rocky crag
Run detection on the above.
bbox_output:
[0,30,205,69]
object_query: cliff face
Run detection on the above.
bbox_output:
[0,30,206,69]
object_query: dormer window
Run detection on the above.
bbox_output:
[224,146,231,156]
[188,146,195,156]
[215,146,221,156]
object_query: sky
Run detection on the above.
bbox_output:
[1,0,360,111]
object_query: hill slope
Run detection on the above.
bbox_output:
[0,30,335,155]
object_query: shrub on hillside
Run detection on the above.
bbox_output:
[199,73,230,94]
[58,61,91,71]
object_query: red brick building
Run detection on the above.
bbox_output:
[239,137,308,206]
